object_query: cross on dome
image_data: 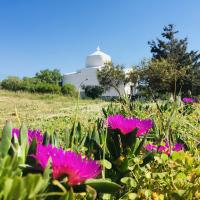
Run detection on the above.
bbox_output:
[85,46,111,68]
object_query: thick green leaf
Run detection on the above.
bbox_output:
[0,121,12,157]
[100,159,112,169]
[26,138,37,167]
[134,135,147,156]
[107,131,121,159]
[42,131,51,145]
[91,127,100,145]
[64,129,71,149]
[120,128,137,150]
[19,123,28,163]
[85,179,121,193]
[121,177,137,188]
[19,123,28,146]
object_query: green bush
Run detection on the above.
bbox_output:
[83,85,104,99]
[1,77,62,94]
[61,83,77,96]
[35,82,61,94]
[1,77,22,91]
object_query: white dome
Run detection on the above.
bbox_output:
[85,46,111,68]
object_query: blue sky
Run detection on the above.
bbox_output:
[0,0,200,78]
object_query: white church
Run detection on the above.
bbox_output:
[62,47,136,98]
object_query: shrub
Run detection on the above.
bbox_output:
[35,82,61,94]
[83,85,104,99]
[1,77,22,91]
[61,83,77,96]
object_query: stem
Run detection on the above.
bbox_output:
[71,88,80,149]
[102,126,108,179]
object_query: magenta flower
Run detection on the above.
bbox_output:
[28,129,43,144]
[182,97,194,103]
[12,128,43,144]
[12,128,20,138]
[157,145,170,156]
[35,144,102,186]
[106,114,153,136]
[144,144,157,151]
[172,143,184,151]
[145,142,184,156]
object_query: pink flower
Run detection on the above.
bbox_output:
[172,143,184,151]
[182,97,194,103]
[35,144,102,186]
[157,145,170,156]
[145,142,184,156]
[12,128,20,138]
[28,129,43,144]
[144,144,157,151]
[135,119,154,137]
[106,114,153,136]
[12,128,43,144]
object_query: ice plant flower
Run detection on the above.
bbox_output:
[11,128,43,144]
[12,128,20,138]
[182,97,194,103]
[145,142,184,156]
[28,129,43,144]
[106,114,153,136]
[35,144,102,186]
[144,144,157,151]
[172,143,184,151]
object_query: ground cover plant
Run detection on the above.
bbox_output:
[0,90,200,199]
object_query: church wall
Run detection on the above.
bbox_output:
[63,67,126,97]
[63,67,99,91]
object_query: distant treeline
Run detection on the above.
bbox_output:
[0,69,77,96]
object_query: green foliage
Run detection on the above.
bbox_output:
[0,121,12,157]
[61,84,77,97]
[35,82,61,94]
[35,69,62,85]
[1,77,22,92]
[85,179,121,193]
[140,58,188,94]
[83,85,104,99]
[97,62,125,96]
[0,69,63,94]
[1,77,61,94]
[146,24,200,95]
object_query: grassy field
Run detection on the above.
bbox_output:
[0,90,108,132]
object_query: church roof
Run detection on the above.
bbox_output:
[85,46,111,68]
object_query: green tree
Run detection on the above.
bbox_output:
[61,83,77,97]
[35,69,62,85]
[83,85,104,99]
[147,24,200,95]
[139,59,188,94]
[127,66,139,86]
[97,62,126,96]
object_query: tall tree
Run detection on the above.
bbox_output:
[147,24,200,95]
[97,62,126,96]
[35,69,62,85]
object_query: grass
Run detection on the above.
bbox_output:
[0,90,108,132]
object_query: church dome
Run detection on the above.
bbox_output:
[85,46,111,68]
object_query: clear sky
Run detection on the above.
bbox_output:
[0,0,200,79]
